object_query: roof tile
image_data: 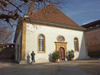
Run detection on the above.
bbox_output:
[27,3,80,27]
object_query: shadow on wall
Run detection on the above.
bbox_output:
[27,54,30,64]
[76,33,87,60]
[48,53,53,62]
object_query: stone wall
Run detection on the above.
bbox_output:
[0,44,15,60]
[85,28,100,52]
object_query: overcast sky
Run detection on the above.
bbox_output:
[61,0,100,26]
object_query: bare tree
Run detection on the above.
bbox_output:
[0,0,66,49]
[0,24,13,51]
[0,27,13,44]
[0,0,66,26]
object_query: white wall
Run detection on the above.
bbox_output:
[25,23,86,63]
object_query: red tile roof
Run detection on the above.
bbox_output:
[26,3,80,27]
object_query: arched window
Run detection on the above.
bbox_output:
[38,34,45,52]
[74,38,79,51]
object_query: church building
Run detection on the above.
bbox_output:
[14,1,87,64]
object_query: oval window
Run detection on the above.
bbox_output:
[57,36,65,42]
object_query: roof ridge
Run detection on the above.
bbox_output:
[31,3,54,16]
[28,3,80,27]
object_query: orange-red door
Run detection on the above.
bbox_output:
[59,47,65,60]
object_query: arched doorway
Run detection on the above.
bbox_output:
[59,47,65,60]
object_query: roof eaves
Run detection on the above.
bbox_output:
[82,20,100,28]
[23,18,86,31]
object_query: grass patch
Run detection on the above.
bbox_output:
[88,51,100,58]
[88,51,100,55]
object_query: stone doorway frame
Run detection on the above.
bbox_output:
[55,42,67,59]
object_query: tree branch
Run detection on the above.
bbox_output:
[0,1,8,7]
[5,0,22,12]
[0,14,19,21]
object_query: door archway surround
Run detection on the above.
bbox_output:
[55,42,67,58]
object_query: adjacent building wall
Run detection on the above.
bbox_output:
[15,30,22,62]
[85,28,100,52]
[82,20,100,52]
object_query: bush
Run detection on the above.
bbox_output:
[68,50,74,58]
[52,51,60,60]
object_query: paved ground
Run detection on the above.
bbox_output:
[73,60,100,75]
[58,62,87,75]
[0,60,100,75]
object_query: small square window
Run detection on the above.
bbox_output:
[11,45,13,48]
[90,27,92,29]
[96,25,99,27]
[7,45,9,47]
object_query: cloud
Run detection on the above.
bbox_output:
[83,0,100,7]
[62,0,100,25]
[82,20,94,25]
[64,0,100,16]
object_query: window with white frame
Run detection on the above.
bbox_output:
[39,35,45,52]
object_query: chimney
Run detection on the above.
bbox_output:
[27,1,35,15]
